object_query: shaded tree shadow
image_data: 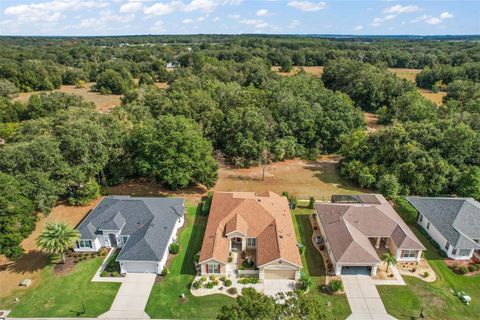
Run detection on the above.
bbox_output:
[294,214,324,277]
[180,204,207,275]
[5,250,48,274]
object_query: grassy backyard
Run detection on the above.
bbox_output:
[378,226,480,320]
[0,257,120,317]
[145,205,234,319]
[292,207,351,319]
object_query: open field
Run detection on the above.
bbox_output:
[0,198,103,299]
[214,156,365,200]
[378,226,480,320]
[271,66,324,77]
[145,205,234,319]
[0,257,119,317]
[388,68,446,105]
[13,83,121,112]
[292,207,351,319]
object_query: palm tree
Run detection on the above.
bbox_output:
[382,253,397,273]
[37,222,80,263]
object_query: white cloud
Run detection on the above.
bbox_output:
[197,16,206,21]
[287,1,326,12]
[228,14,240,19]
[289,19,300,28]
[4,0,109,23]
[354,25,363,31]
[120,2,143,14]
[440,11,453,19]
[371,14,396,26]
[256,9,269,16]
[241,19,268,29]
[426,17,442,25]
[383,4,419,15]
[144,0,242,16]
[150,20,165,33]
[212,16,220,22]
[182,18,193,24]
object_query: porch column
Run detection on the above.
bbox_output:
[371,264,378,276]
[241,238,246,251]
[375,237,381,249]
[416,250,422,262]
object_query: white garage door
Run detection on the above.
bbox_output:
[264,269,296,280]
[123,261,158,273]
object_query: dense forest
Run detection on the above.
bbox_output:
[0,35,479,258]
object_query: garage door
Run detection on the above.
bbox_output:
[123,261,157,273]
[264,269,296,280]
[341,266,371,275]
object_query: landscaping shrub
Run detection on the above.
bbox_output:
[319,244,325,251]
[298,244,305,254]
[200,276,207,283]
[476,264,480,269]
[423,271,429,278]
[224,279,232,287]
[298,272,311,291]
[468,265,477,272]
[308,196,315,209]
[209,275,217,281]
[328,279,343,293]
[227,287,238,295]
[228,256,233,263]
[238,276,259,284]
[169,242,180,254]
[213,280,220,286]
[161,267,169,277]
[111,271,119,277]
[220,276,226,282]
[204,282,214,289]
[459,266,468,274]
[104,250,120,273]
[101,271,109,277]
[192,281,201,289]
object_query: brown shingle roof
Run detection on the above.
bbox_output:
[199,192,302,267]
[316,194,425,264]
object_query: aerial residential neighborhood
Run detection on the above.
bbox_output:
[0,1,479,320]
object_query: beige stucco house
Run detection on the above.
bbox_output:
[198,191,302,281]
[315,194,425,276]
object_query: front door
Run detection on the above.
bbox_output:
[108,233,117,247]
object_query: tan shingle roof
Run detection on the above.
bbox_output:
[199,192,302,267]
[316,194,424,264]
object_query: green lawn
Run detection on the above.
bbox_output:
[145,205,234,319]
[0,257,120,317]
[292,207,351,319]
[378,226,480,320]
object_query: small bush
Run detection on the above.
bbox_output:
[423,271,429,277]
[200,276,207,283]
[476,264,480,269]
[308,196,315,209]
[298,272,311,291]
[238,276,259,284]
[411,268,416,273]
[328,279,343,293]
[161,267,169,277]
[192,281,201,289]
[169,242,180,254]
[209,275,216,281]
[319,244,325,251]
[227,287,238,295]
[220,276,226,282]
[468,265,477,272]
[224,279,232,287]
[204,282,214,289]
[228,256,233,263]
[298,244,305,254]
[212,280,220,286]
[101,271,109,277]
[459,266,469,274]
[111,272,119,277]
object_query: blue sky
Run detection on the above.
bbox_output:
[0,1,478,36]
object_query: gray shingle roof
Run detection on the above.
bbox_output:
[76,196,184,262]
[407,197,480,249]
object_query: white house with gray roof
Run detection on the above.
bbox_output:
[75,196,184,274]
[407,197,480,260]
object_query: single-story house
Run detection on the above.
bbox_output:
[75,196,185,274]
[315,194,425,276]
[198,191,302,281]
[407,197,480,260]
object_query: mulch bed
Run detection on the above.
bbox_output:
[53,257,76,276]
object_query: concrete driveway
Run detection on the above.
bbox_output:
[342,275,396,320]
[99,273,156,319]
[263,279,297,297]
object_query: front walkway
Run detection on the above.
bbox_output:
[342,275,396,320]
[99,273,156,319]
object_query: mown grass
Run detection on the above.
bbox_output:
[0,257,120,317]
[145,205,234,319]
[292,207,351,319]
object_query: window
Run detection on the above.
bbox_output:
[458,249,472,256]
[401,250,417,258]
[426,222,430,230]
[445,242,450,251]
[121,235,129,245]
[452,248,457,255]
[419,214,423,222]
[78,240,92,249]
[246,238,256,247]
[207,263,220,274]
[474,239,479,244]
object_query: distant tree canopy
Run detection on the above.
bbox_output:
[416,62,480,89]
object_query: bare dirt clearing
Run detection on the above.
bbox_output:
[271,66,324,77]
[388,68,446,105]
[0,199,102,298]
[14,83,121,112]
[364,112,381,132]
